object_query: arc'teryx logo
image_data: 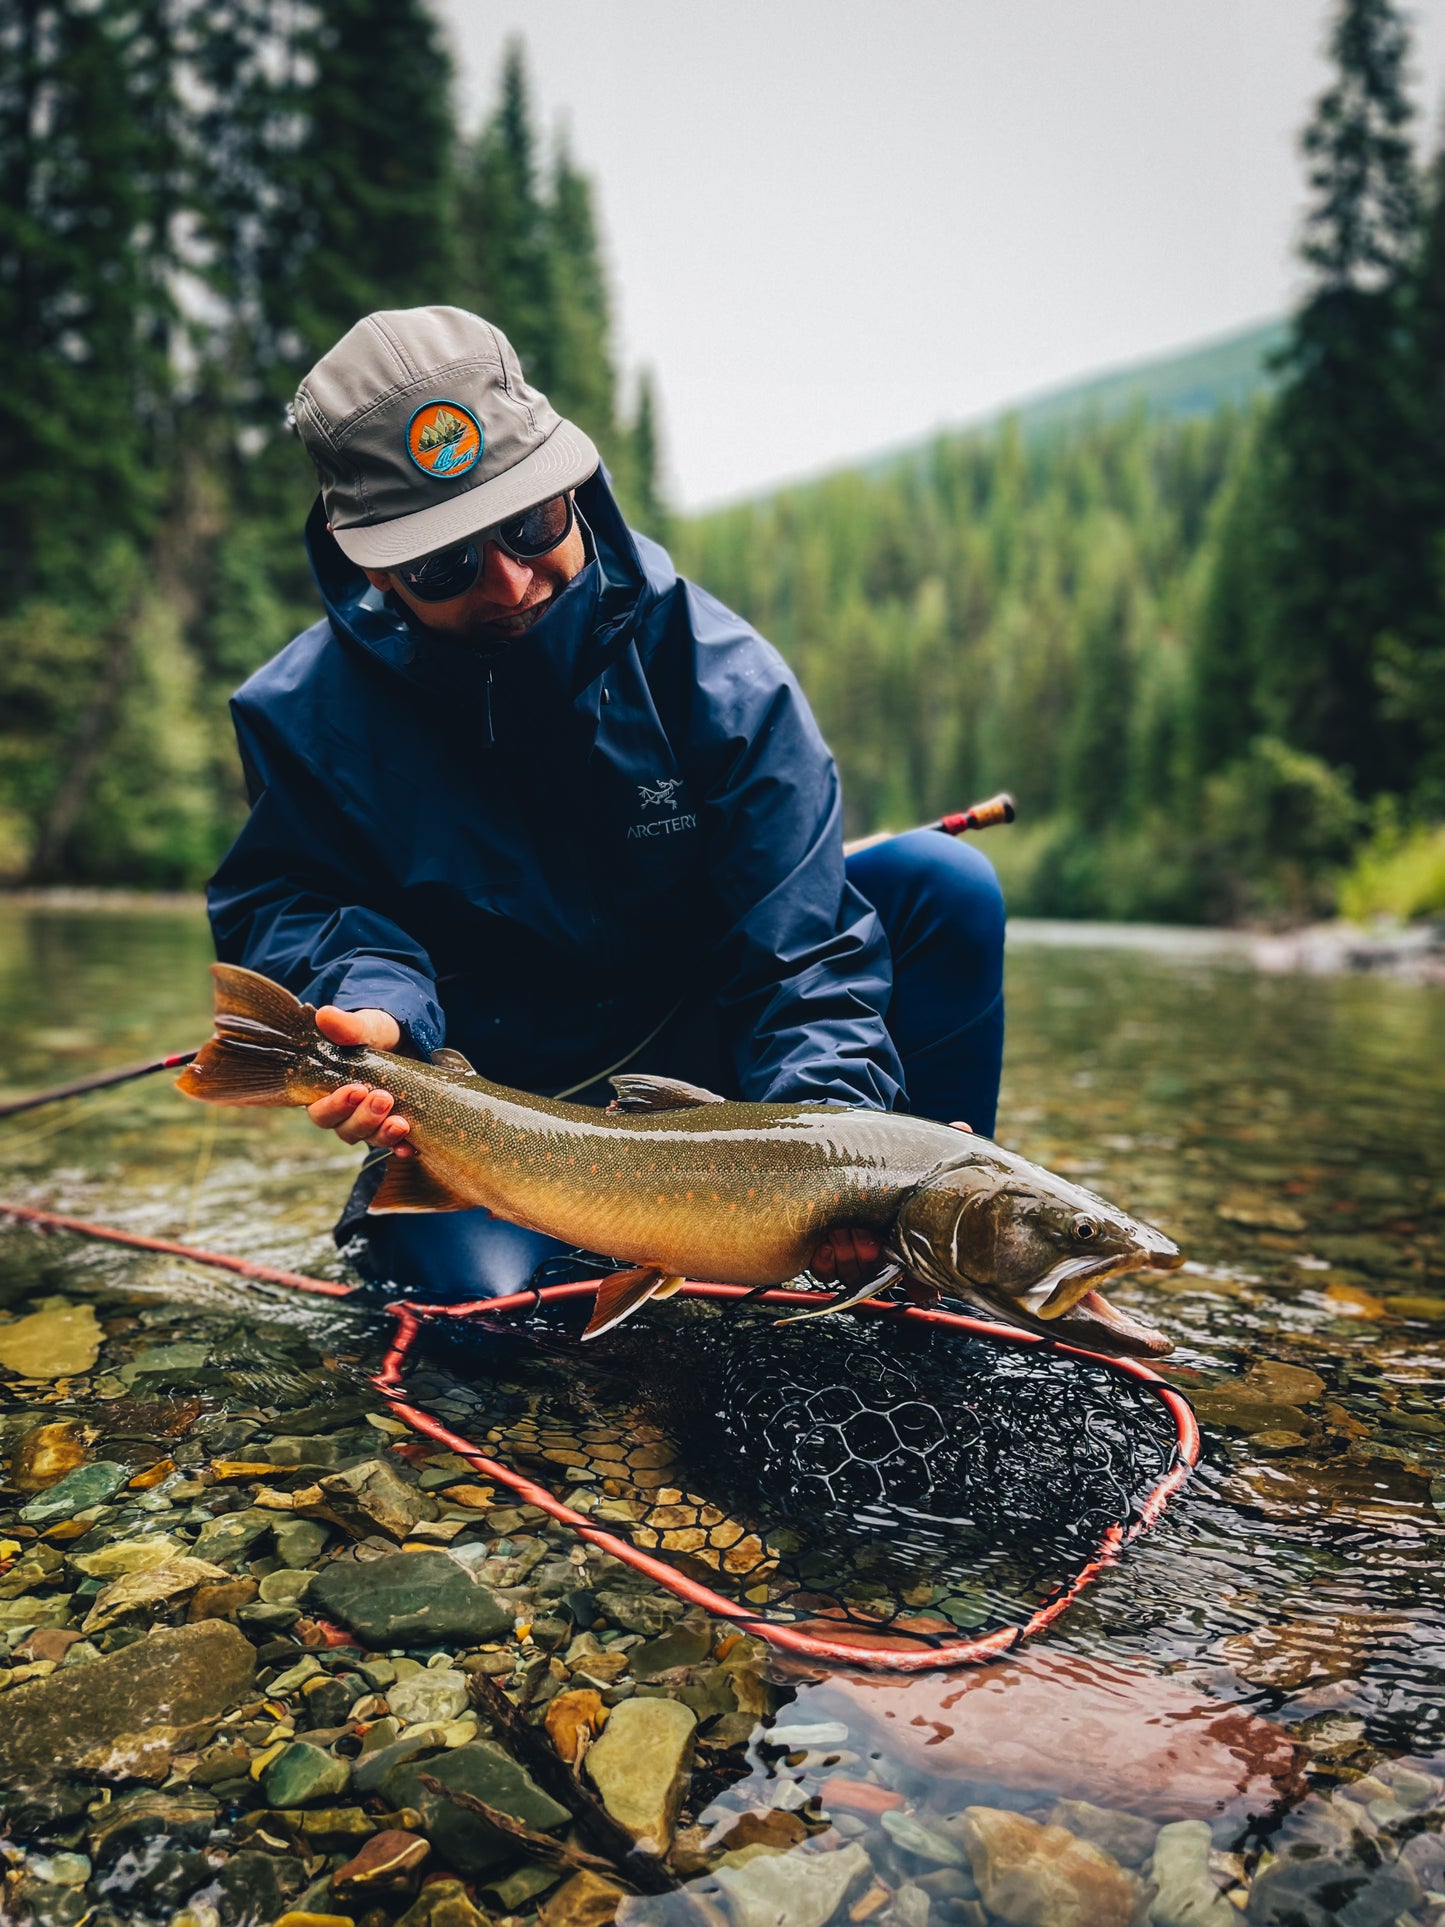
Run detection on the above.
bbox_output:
[628,775,696,841]
[638,777,682,812]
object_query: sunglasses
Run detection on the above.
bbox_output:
[394,492,575,603]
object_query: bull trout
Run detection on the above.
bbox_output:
[178,965,1184,1356]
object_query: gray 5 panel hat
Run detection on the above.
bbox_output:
[293,306,599,570]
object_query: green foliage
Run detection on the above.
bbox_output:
[0,18,663,887]
[677,409,1250,886]
[1338,813,1445,920]
[678,0,1445,926]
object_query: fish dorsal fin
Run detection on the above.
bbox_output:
[367,1154,471,1214]
[430,1047,476,1074]
[607,1074,727,1114]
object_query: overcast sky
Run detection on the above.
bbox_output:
[437,1,1445,510]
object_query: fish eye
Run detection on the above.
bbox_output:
[1073,1215,1099,1242]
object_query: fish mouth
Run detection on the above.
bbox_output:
[1028,1239,1184,1321]
[956,1280,1175,1359]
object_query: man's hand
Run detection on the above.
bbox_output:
[810,1120,973,1287]
[306,1006,414,1157]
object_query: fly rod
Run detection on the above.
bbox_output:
[0,1049,200,1121]
[842,789,1015,855]
[0,792,1015,1122]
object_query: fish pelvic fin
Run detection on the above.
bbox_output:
[774,1262,903,1326]
[607,1074,727,1113]
[367,1153,472,1214]
[176,964,314,1108]
[582,1266,677,1339]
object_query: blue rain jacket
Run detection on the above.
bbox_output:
[208,473,906,1109]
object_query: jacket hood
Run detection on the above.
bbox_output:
[304,468,665,739]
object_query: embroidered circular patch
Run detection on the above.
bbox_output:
[407,399,483,479]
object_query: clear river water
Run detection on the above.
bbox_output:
[1,901,1443,1927]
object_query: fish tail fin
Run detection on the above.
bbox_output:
[176,964,315,1108]
[582,1267,677,1340]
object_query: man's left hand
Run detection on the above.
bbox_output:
[809,1120,973,1288]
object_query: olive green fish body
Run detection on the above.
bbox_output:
[179,966,1184,1355]
[212,1020,963,1283]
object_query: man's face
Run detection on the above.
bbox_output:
[363,500,587,646]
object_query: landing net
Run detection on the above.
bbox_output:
[377,1280,1198,1671]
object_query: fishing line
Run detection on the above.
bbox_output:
[183,1104,220,1243]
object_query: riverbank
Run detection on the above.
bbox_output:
[5,892,1443,984]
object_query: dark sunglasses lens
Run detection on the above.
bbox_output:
[498,494,571,558]
[398,541,479,602]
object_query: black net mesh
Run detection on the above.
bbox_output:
[399,1294,1182,1647]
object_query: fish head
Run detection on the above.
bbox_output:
[892,1146,1183,1356]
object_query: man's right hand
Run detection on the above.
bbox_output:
[307,1006,414,1157]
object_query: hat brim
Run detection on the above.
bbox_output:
[330,417,601,569]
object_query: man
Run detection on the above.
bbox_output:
[209,306,1005,1300]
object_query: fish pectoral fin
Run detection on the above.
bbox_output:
[606,1074,728,1113]
[367,1154,472,1214]
[583,1267,672,1339]
[774,1262,903,1326]
[429,1047,477,1074]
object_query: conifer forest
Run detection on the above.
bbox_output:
[2,0,1444,926]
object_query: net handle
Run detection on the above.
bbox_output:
[372,1279,1199,1674]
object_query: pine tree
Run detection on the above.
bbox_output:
[627,371,669,543]
[1257,0,1421,793]
[0,0,172,597]
[546,133,618,448]
[1376,144,1445,806]
[454,41,554,383]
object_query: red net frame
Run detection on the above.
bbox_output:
[373,1278,1200,1675]
[0,1207,1198,1674]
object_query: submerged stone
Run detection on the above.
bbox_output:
[311,1549,509,1645]
[584,1695,695,1853]
[387,1666,468,1725]
[539,1869,629,1927]
[1047,1801,1157,1870]
[960,1807,1136,1927]
[1148,1820,1235,1927]
[318,1458,429,1540]
[82,1556,228,1632]
[71,1533,186,1578]
[714,1840,871,1927]
[86,1787,220,1865]
[12,1420,90,1491]
[261,1741,351,1807]
[214,1848,307,1925]
[331,1828,430,1904]
[18,1461,128,1525]
[394,1878,488,1927]
[0,1302,102,1379]
[191,1508,273,1565]
[1245,1847,1421,1925]
[383,1739,570,1875]
[0,1619,255,1788]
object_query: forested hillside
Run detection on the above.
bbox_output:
[2,0,1442,927]
[679,0,1445,925]
[0,15,661,886]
